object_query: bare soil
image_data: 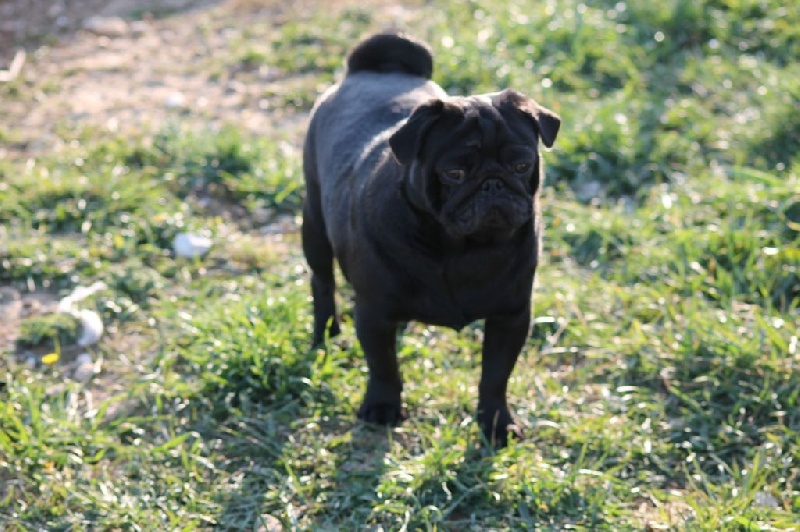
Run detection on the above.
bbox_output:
[0,0,221,61]
[0,0,352,159]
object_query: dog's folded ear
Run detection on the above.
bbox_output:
[389,99,445,164]
[497,90,561,148]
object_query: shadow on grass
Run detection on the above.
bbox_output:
[746,105,800,171]
[210,413,391,530]
[179,324,604,527]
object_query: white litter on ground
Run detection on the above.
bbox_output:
[58,281,107,314]
[76,310,104,346]
[174,232,213,258]
[58,281,107,346]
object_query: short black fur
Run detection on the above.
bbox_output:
[347,32,434,79]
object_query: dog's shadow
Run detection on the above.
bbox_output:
[318,424,392,524]
[208,332,386,529]
[213,413,391,530]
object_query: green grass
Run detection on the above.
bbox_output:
[1,0,799,529]
[15,313,80,351]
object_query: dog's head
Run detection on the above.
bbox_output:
[390,89,560,239]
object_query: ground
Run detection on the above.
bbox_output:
[1,0,799,529]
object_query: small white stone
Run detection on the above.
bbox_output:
[77,310,104,346]
[164,92,186,109]
[73,353,97,382]
[174,233,213,258]
[83,16,128,37]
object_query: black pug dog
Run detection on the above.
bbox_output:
[302,32,560,446]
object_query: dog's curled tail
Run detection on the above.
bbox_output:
[346,32,433,79]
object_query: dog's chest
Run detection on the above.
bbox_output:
[400,247,534,329]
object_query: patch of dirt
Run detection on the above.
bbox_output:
[1,0,292,158]
[634,494,695,530]
[0,0,220,62]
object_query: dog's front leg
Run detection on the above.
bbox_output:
[479,307,530,446]
[355,304,405,425]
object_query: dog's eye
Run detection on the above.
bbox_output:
[513,162,531,174]
[441,169,466,183]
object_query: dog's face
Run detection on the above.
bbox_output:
[390,90,560,239]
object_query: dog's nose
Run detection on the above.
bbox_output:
[481,178,504,193]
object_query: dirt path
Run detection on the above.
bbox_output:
[0,0,358,159]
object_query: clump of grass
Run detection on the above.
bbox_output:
[16,313,80,351]
[125,126,304,214]
[182,288,338,420]
[0,236,88,290]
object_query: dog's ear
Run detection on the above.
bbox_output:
[497,90,561,148]
[389,99,445,164]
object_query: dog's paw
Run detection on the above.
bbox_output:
[478,409,524,448]
[483,422,524,448]
[357,401,406,426]
[311,320,341,348]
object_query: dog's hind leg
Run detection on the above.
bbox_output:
[302,146,341,346]
[302,185,340,346]
[354,303,404,425]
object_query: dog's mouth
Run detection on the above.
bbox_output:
[483,206,507,226]
[445,195,531,237]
